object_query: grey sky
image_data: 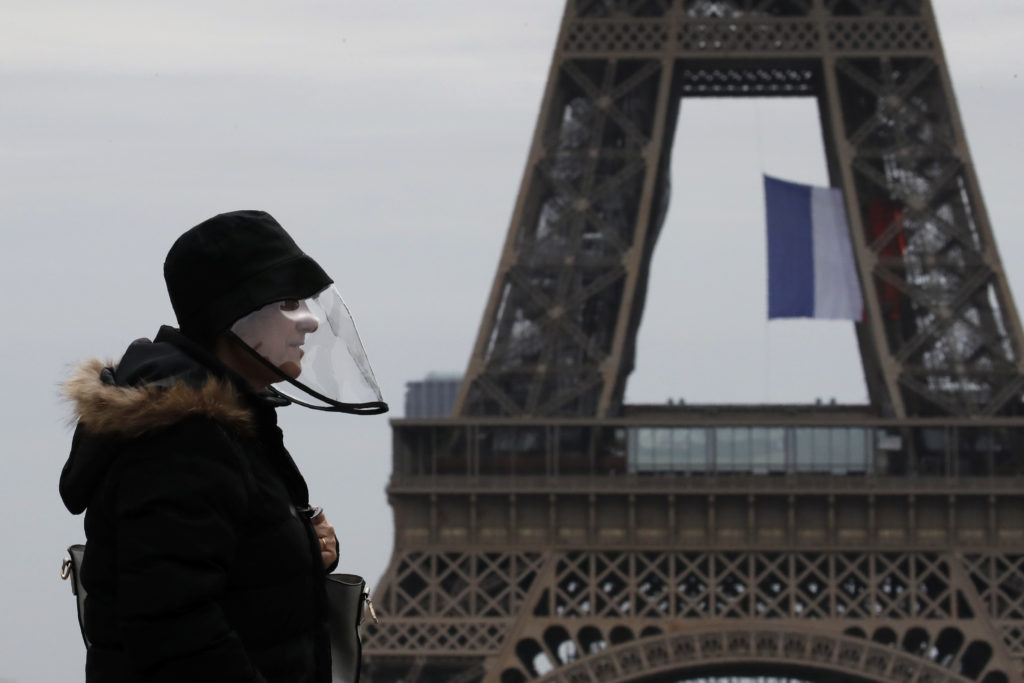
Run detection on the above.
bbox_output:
[1,2,1021,681]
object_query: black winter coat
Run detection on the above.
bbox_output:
[60,327,333,683]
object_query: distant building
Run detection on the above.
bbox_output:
[404,372,462,418]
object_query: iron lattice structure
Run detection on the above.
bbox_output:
[363,2,1024,682]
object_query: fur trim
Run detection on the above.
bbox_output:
[64,359,254,437]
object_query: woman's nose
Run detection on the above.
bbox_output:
[296,312,319,333]
[294,304,319,333]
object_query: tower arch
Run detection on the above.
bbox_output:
[517,626,989,683]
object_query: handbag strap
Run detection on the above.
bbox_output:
[61,544,91,648]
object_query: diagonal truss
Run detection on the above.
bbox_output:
[363,548,1021,681]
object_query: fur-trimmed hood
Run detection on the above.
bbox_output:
[60,328,258,514]
[64,358,252,438]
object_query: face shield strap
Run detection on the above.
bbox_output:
[266,387,388,414]
[227,332,389,415]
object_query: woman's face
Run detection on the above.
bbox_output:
[233,299,319,379]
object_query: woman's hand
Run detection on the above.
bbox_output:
[311,510,338,569]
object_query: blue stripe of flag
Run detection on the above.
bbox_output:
[765,175,814,318]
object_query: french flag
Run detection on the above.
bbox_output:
[764,175,863,320]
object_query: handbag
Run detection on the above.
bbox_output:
[325,573,377,683]
[61,543,91,648]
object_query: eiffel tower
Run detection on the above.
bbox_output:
[362,2,1024,681]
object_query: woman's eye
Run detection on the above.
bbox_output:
[280,300,300,311]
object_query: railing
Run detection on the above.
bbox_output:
[389,472,1024,494]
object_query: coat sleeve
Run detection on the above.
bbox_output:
[112,419,267,683]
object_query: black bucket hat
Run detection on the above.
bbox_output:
[164,210,332,344]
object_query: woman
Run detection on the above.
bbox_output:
[60,210,387,682]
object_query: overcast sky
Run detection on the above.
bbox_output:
[1,2,1022,681]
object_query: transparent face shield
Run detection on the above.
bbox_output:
[229,286,388,414]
